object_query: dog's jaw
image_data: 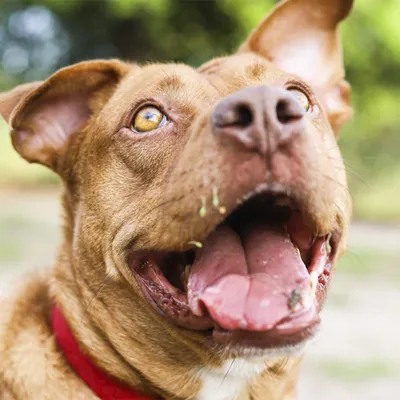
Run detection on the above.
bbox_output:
[129,187,340,349]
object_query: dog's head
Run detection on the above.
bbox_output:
[0,0,353,395]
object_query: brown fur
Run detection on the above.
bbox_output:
[0,0,354,398]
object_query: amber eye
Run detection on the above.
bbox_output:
[131,106,167,133]
[288,88,311,112]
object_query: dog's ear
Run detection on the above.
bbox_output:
[239,0,353,135]
[0,82,43,124]
[0,59,130,170]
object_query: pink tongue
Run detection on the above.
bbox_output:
[187,222,312,331]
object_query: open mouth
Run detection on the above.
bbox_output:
[129,191,339,348]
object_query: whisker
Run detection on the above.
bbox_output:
[327,156,368,187]
[343,168,368,187]
[218,359,235,390]
[344,249,366,268]
[320,174,353,200]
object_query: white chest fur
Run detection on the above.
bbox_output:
[195,358,266,400]
[194,343,307,400]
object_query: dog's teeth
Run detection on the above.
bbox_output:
[218,206,226,215]
[309,271,318,297]
[295,247,301,257]
[182,264,191,288]
[326,241,332,254]
[326,233,332,254]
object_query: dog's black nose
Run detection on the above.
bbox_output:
[212,86,306,155]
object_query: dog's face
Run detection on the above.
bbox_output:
[1,0,353,362]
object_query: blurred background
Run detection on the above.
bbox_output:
[0,0,399,399]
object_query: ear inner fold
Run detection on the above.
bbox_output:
[1,59,130,170]
[0,82,42,123]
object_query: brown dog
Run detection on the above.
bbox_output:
[0,0,354,399]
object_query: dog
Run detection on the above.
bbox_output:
[0,0,354,398]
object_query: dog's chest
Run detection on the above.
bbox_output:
[195,358,266,400]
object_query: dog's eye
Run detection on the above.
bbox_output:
[288,89,311,112]
[131,106,167,133]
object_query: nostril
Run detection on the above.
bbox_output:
[213,102,254,129]
[276,99,305,124]
[276,100,291,124]
[235,105,253,128]
[212,100,257,151]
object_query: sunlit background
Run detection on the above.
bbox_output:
[0,1,399,399]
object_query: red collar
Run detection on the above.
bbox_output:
[52,305,158,400]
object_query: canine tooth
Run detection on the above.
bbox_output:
[183,264,191,287]
[326,241,332,254]
[188,241,203,249]
[295,247,301,257]
[199,196,207,218]
[218,206,226,215]
[309,271,318,298]
[326,233,332,254]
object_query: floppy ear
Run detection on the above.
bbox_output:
[240,0,353,135]
[0,60,130,170]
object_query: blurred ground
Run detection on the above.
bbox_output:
[0,189,399,399]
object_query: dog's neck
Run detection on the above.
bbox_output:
[50,191,300,400]
[51,304,157,400]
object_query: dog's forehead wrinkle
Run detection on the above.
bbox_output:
[201,53,307,97]
[115,64,221,119]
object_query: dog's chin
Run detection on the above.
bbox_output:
[128,189,340,351]
[223,339,311,359]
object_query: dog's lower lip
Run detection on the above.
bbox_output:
[130,255,214,330]
[128,193,339,348]
[212,318,321,349]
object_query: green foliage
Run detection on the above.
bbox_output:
[108,0,169,17]
[338,0,400,219]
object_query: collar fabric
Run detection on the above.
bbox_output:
[52,305,157,400]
